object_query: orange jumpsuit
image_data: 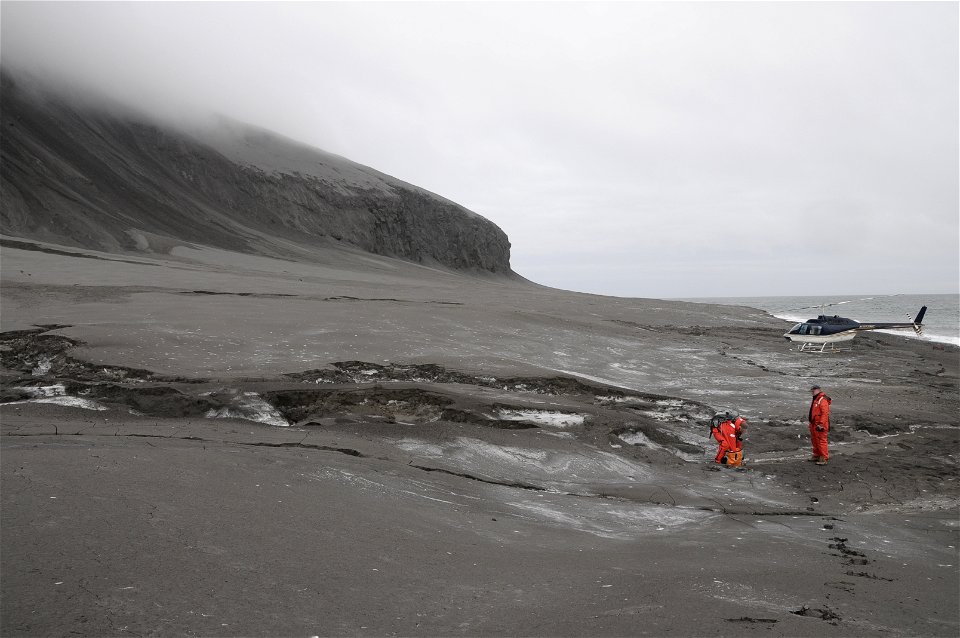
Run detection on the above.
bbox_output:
[809,392,832,460]
[712,417,744,464]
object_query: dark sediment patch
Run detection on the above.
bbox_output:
[286,361,491,385]
[845,413,913,436]
[288,361,637,397]
[725,617,778,624]
[750,425,959,513]
[0,387,35,403]
[281,361,719,434]
[791,605,842,624]
[322,296,463,305]
[610,320,781,340]
[285,361,715,424]
[0,325,204,384]
[824,580,856,593]
[66,382,225,418]
[265,387,541,430]
[179,290,298,298]
[265,387,451,424]
[845,571,895,582]
[828,537,869,566]
[2,333,713,438]
[407,464,547,492]
[763,419,795,428]
[0,238,160,267]
[595,395,715,424]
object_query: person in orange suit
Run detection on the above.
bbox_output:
[711,413,746,466]
[808,385,832,465]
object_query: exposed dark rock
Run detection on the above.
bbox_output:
[0,325,203,384]
[791,605,841,623]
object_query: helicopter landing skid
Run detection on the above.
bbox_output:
[795,341,850,353]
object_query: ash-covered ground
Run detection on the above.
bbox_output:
[2,237,958,636]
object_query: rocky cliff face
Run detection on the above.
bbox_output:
[0,73,513,275]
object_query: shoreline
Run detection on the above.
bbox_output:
[673,294,960,347]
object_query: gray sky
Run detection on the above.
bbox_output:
[2,1,957,298]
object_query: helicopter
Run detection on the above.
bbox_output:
[784,306,926,351]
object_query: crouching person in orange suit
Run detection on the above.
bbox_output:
[711,413,746,466]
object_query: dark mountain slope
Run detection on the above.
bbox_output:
[0,72,513,274]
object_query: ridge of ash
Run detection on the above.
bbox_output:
[609,424,704,455]
[286,360,708,408]
[266,387,542,430]
[1,331,714,459]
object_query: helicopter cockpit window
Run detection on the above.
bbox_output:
[810,326,822,335]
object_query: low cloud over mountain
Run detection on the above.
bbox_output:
[1,71,514,276]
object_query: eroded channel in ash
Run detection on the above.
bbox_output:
[1,325,716,458]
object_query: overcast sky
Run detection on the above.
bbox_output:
[2,1,957,298]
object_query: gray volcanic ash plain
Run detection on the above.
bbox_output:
[2,239,957,637]
[1,72,958,637]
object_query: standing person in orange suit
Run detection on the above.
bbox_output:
[808,385,832,465]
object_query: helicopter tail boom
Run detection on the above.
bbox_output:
[913,305,927,326]
[856,306,927,334]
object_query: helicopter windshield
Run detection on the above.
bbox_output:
[792,323,823,335]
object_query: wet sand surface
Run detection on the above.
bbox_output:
[2,238,958,636]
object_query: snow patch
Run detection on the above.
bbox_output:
[31,357,53,376]
[620,431,659,447]
[496,409,585,428]
[5,386,108,411]
[204,391,289,427]
[6,396,108,411]
[16,384,67,398]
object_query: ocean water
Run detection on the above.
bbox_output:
[677,294,959,347]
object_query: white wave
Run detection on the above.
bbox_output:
[877,329,959,347]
